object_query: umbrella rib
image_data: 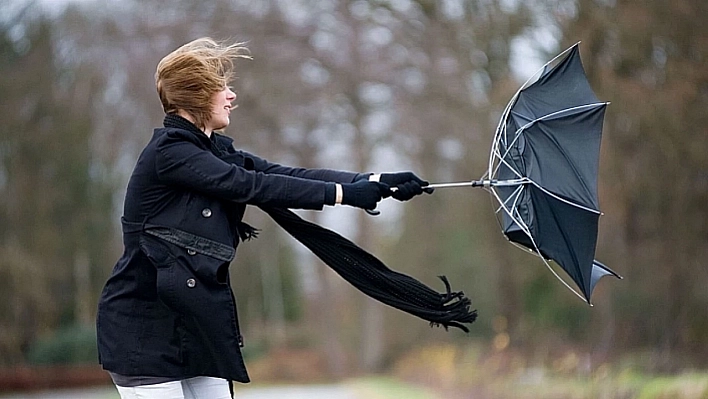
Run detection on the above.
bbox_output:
[514,103,608,136]
[506,238,588,302]
[491,103,606,183]
[493,123,600,212]
[489,122,526,181]
[490,184,587,302]
[529,180,601,215]
[492,124,527,179]
[492,104,607,184]
[494,184,525,214]
[537,251,587,302]
[506,203,588,302]
[535,127,598,207]
[517,42,581,92]
[491,41,580,164]
[493,155,524,181]
[509,103,608,212]
[490,187,518,222]
[491,99,520,173]
[543,194,591,298]
[492,42,581,133]
[491,187,532,240]
[489,128,506,177]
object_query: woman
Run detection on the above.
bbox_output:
[96,38,430,399]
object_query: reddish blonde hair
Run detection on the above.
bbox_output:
[155,38,251,129]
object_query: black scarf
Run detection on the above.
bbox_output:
[259,206,477,332]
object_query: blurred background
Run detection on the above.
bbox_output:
[1,0,707,398]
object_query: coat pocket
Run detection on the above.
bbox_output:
[141,231,230,310]
[155,249,229,318]
[183,251,230,285]
[139,234,175,267]
[143,226,234,284]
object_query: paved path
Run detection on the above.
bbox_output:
[233,385,359,399]
[0,379,440,399]
[0,387,117,399]
[0,384,361,399]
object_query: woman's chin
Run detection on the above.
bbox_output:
[212,120,229,131]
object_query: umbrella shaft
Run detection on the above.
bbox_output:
[428,178,531,189]
[427,181,486,189]
[388,179,528,191]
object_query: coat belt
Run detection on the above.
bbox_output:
[121,218,235,263]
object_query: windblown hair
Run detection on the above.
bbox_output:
[155,38,251,129]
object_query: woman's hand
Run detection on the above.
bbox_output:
[340,180,390,210]
[377,172,434,201]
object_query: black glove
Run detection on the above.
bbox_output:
[379,172,434,201]
[341,180,390,210]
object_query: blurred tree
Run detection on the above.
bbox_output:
[379,0,540,351]
[7,0,705,375]
[558,0,708,367]
[0,5,116,365]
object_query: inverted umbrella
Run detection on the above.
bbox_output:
[427,43,621,303]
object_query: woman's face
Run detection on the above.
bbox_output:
[206,86,237,133]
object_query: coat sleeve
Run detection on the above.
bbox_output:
[154,131,330,210]
[240,151,367,183]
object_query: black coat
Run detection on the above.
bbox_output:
[96,114,361,382]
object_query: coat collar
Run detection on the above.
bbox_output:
[164,114,208,139]
[163,113,235,152]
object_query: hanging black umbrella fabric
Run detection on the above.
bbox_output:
[427,43,621,303]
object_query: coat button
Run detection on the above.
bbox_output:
[186,278,196,288]
[187,249,197,255]
[201,208,212,218]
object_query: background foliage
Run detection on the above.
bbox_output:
[1,0,706,378]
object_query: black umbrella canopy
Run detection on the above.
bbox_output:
[494,44,620,303]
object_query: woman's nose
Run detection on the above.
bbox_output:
[227,88,237,100]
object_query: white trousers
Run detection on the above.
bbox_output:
[115,376,231,399]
